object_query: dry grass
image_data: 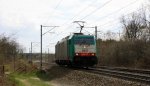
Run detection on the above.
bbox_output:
[97,40,150,69]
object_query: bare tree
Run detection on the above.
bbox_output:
[104,31,117,40]
[121,14,143,41]
[0,35,22,64]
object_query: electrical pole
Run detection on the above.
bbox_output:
[28,48,30,61]
[13,51,15,72]
[40,25,42,70]
[31,42,32,63]
[30,42,40,63]
[48,48,49,63]
[40,25,58,70]
[95,26,97,40]
[48,48,49,57]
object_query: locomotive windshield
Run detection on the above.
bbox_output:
[74,36,95,45]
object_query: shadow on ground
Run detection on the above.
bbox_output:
[36,65,72,81]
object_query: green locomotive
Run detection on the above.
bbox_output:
[55,33,98,67]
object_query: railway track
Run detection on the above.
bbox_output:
[87,66,150,85]
[33,61,150,84]
[96,66,150,75]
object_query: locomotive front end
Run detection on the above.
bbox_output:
[73,35,98,67]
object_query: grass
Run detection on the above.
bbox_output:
[5,59,52,86]
[8,71,52,86]
[27,78,50,86]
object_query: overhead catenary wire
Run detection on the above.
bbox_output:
[57,0,99,35]
[80,0,112,20]
[43,0,63,25]
[95,8,145,38]
[89,0,139,26]
[83,29,95,35]
[47,0,144,45]
[53,0,113,39]
[49,25,81,43]
[57,0,112,37]
[45,0,97,40]
[82,7,144,37]
[63,8,141,37]
[60,0,98,27]
[57,0,112,36]
[55,5,142,42]
[97,8,144,27]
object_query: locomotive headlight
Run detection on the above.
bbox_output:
[91,53,95,56]
[76,53,79,56]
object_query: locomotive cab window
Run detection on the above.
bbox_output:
[74,36,94,45]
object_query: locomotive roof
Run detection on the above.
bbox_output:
[57,33,94,44]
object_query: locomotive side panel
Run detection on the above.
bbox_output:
[62,40,68,60]
[55,39,68,60]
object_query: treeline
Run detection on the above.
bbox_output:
[97,9,150,69]
[0,35,22,65]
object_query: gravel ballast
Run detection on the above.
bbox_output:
[45,65,149,86]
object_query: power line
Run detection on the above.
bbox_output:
[80,0,112,20]
[54,0,63,9]
[48,0,142,43]
[56,0,99,35]
[53,22,75,39]
[43,0,63,25]
[60,0,98,27]
[56,0,112,37]
[49,25,82,42]
[53,8,142,45]
[97,8,144,27]
[59,0,140,37]
[95,8,145,34]
[89,0,139,26]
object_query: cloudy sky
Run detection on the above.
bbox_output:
[0,0,148,53]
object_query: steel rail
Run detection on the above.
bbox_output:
[95,66,150,75]
[87,67,150,84]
